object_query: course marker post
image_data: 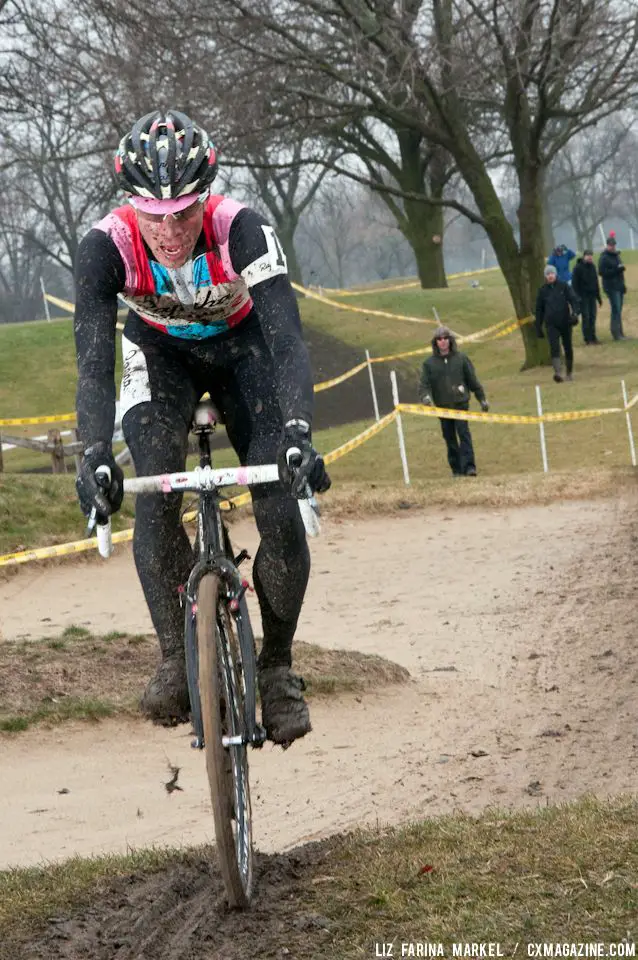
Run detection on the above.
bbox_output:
[40,277,51,323]
[535,384,549,473]
[621,379,636,467]
[365,349,380,422]
[390,370,410,485]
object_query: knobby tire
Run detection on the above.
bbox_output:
[197,572,254,908]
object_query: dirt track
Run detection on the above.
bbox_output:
[2,495,638,878]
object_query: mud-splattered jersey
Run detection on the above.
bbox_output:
[93,195,286,339]
[74,196,313,448]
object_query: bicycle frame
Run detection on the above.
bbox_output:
[184,422,265,751]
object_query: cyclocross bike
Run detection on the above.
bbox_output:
[94,400,320,908]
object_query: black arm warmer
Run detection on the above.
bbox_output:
[228,208,314,427]
[73,230,124,449]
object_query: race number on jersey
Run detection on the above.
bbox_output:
[241,225,288,287]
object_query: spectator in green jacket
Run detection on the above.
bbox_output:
[419,325,489,477]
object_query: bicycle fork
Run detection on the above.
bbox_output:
[183,559,266,751]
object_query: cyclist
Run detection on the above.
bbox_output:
[73,110,330,744]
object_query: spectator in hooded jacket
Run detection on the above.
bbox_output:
[547,243,576,283]
[571,250,602,345]
[419,325,489,477]
[535,264,581,382]
[598,236,627,340]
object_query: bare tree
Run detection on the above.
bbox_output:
[228,139,339,285]
[545,119,631,250]
[218,0,638,366]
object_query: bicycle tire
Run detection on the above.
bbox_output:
[197,572,254,907]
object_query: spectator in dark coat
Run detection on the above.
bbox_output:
[571,250,602,345]
[419,325,489,477]
[598,237,627,340]
[547,244,576,283]
[535,264,581,382]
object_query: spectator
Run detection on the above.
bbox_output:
[571,249,602,345]
[547,243,576,283]
[419,325,489,477]
[598,236,627,340]
[536,264,581,382]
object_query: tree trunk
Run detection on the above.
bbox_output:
[450,134,550,366]
[402,198,446,288]
[273,213,303,286]
[396,129,447,289]
[278,221,304,286]
[516,164,552,368]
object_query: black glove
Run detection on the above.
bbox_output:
[421,395,434,406]
[277,420,331,499]
[480,399,490,412]
[76,442,124,518]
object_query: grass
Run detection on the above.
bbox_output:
[1,797,636,953]
[2,258,638,555]
[0,846,185,949]
[0,473,136,556]
[0,629,409,732]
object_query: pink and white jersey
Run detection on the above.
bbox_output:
[94,195,254,339]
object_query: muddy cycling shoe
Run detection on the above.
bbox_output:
[140,654,190,726]
[258,666,312,745]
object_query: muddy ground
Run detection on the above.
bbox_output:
[1,495,637,959]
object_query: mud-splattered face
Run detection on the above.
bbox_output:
[135,202,205,268]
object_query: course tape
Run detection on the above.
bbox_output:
[0,413,77,427]
[314,362,368,392]
[3,390,638,568]
[323,412,397,465]
[0,418,398,568]
[320,266,500,297]
[396,402,626,425]
[45,293,75,312]
[291,282,436,325]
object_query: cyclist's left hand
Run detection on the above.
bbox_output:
[277,420,331,498]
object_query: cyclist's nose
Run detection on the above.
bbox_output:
[158,216,188,236]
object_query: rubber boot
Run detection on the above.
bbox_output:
[552,357,563,383]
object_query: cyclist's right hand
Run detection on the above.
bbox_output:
[76,442,124,518]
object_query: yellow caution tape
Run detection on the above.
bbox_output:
[396,402,624,425]
[4,386,638,568]
[45,293,75,312]
[0,529,134,567]
[0,417,398,567]
[0,413,77,427]
[291,282,435,325]
[323,412,397,464]
[314,362,368,393]
[323,266,500,297]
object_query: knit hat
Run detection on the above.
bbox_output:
[544,264,557,278]
[606,236,617,246]
[583,249,593,256]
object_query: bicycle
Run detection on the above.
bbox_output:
[94,399,320,908]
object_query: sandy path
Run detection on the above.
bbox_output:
[1,497,637,869]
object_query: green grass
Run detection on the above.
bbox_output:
[1,797,636,953]
[0,846,184,946]
[2,259,638,556]
[0,474,136,556]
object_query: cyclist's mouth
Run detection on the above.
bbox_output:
[161,243,189,261]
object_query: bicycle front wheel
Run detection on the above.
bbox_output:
[197,572,254,907]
